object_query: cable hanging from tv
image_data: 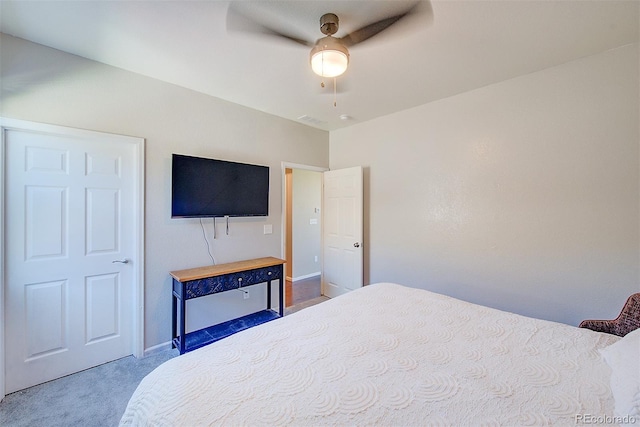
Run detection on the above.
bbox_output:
[199,218,216,265]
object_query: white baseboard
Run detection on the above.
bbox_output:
[292,272,321,282]
[143,341,173,358]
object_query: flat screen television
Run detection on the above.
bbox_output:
[171,154,269,218]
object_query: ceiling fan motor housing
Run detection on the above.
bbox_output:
[320,13,339,35]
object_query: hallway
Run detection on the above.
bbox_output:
[286,275,321,306]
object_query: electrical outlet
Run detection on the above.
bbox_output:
[243,290,249,299]
[314,255,318,262]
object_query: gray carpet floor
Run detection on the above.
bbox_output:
[0,296,329,427]
[287,295,329,313]
[0,349,179,427]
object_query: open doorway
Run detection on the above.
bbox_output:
[283,165,325,307]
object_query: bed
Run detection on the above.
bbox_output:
[120,282,639,426]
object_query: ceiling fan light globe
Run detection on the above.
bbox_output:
[310,38,349,78]
[311,50,348,77]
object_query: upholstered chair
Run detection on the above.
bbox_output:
[579,293,640,337]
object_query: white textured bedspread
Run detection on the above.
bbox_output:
[121,283,619,426]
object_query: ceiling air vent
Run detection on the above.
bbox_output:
[297,115,327,126]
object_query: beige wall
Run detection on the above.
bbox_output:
[292,169,322,279]
[1,34,330,350]
[330,44,640,326]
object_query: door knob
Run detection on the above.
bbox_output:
[353,243,360,248]
[112,259,130,264]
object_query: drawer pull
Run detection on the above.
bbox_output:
[238,278,243,282]
[268,271,272,276]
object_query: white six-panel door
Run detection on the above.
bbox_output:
[4,122,141,393]
[322,166,363,298]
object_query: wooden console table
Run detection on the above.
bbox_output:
[170,257,285,354]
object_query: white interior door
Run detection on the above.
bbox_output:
[4,124,139,393]
[322,166,363,298]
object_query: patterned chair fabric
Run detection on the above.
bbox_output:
[579,293,640,337]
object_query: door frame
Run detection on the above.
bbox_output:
[280,162,328,306]
[0,117,145,400]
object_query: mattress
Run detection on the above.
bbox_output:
[120,282,620,426]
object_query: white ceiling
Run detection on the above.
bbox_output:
[1,0,638,131]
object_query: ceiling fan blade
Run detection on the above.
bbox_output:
[226,3,313,47]
[338,0,426,47]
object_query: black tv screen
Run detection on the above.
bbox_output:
[171,154,269,218]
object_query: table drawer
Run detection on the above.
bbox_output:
[241,265,283,287]
[177,265,283,299]
[179,275,240,299]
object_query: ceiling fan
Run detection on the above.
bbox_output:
[226,1,430,80]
